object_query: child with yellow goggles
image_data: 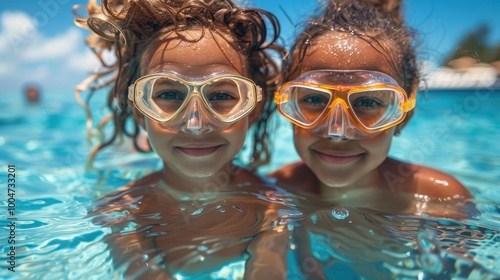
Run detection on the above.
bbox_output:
[275,69,416,139]
[269,0,475,278]
[270,0,473,214]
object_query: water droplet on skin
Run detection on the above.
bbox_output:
[331,207,349,220]
[179,207,186,211]
[369,229,375,236]
[277,209,303,218]
[200,256,205,261]
[130,204,139,210]
[220,209,225,213]
[232,205,243,212]
[197,245,208,251]
[215,205,222,210]
[190,208,204,216]
[180,194,191,201]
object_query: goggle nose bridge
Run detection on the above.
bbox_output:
[325,100,349,138]
[185,97,202,130]
[173,85,210,118]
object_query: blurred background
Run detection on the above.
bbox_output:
[1,0,499,97]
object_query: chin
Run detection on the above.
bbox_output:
[315,170,358,188]
[177,164,220,179]
[320,179,354,188]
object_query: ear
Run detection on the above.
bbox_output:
[129,100,146,130]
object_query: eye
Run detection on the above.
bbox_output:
[352,98,383,108]
[208,92,236,101]
[156,91,184,100]
[301,95,329,105]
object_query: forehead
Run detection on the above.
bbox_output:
[292,31,403,85]
[140,28,246,76]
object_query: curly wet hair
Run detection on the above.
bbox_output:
[287,0,419,127]
[73,0,284,170]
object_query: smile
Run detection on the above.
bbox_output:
[314,150,363,164]
[176,145,223,156]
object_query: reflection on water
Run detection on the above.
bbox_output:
[85,176,499,279]
[3,168,500,279]
[89,178,296,279]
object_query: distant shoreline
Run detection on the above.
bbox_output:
[421,65,499,91]
[421,86,500,92]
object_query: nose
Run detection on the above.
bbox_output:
[181,98,212,135]
[326,102,348,139]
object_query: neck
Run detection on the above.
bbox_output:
[160,161,240,199]
[318,169,384,202]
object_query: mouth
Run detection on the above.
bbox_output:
[176,145,223,156]
[314,150,364,164]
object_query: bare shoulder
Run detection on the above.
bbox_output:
[383,158,472,200]
[413,164,472,199]
[268,161,318,194]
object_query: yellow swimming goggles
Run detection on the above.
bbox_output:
[275,70,416,139]
[128,72,262,133]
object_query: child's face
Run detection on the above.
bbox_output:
[290,31,402,188]
[134,28,251,179]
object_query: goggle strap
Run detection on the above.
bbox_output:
[256,86,263,102]
[128,85,135,101]
[274,90,288,104]
[401,97,416,112]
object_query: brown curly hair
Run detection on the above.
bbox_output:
[73,0,284,170]
[286,0,419,128]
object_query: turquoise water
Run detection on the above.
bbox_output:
[1,89,500,279]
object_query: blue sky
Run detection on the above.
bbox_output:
[1,0,499,94]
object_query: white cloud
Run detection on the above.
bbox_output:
[1,10,35,33]
[0,10,93,92]
[0,11,37,54]
[66,49,100,71]
[20,28,81,61]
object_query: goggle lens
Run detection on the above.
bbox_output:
[131,74,261,123]
[203,77,248,119]
[348,89,404,129]
[281,86,331,125]
[279,85,406,131]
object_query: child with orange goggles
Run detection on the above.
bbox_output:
[269,0,476,278]
[270,0,473,216]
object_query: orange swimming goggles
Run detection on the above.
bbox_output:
[274,70,416,139]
